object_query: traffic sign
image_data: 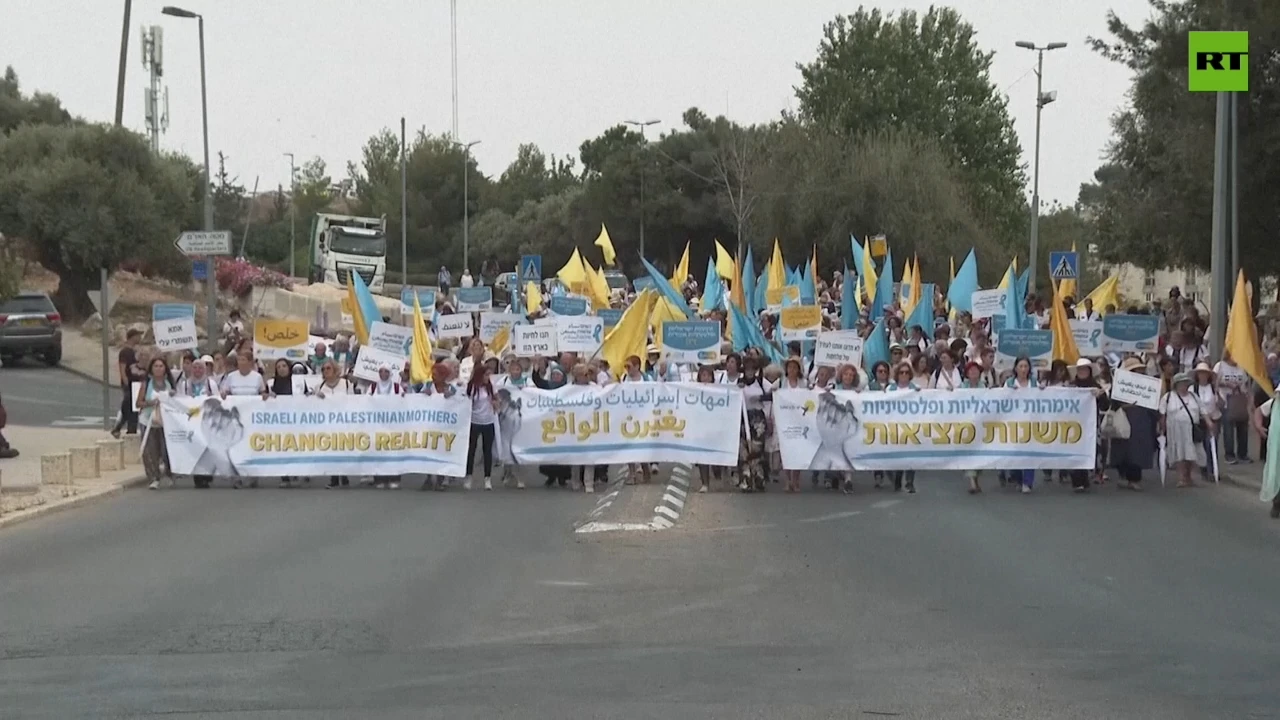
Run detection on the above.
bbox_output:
[519,254,542,284]
[1049,251,1078,280]
[152,303,196,322]
[191,258,210,281]
[174,230,233,256]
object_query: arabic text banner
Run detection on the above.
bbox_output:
[502,382,742,466]
[160,394,472,477]
[772,388,1097,471]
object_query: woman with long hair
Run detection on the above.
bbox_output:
[888,362,920,493]
[268,358,303,488]
[137,357,176,490]
[620,355,652,486]
[465,362,500,491]
[1004,355,1039,493]
[314,358,354,489]
[832,363,861,494]
[778,357,806,493]
[569,363,601,493]
[738,355,770,492]
[693,364,721,493]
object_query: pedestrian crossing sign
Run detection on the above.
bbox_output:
[1049,251,1078,280]
[520,254,542,284]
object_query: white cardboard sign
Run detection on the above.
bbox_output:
[513,323,558,357]
[367,321,413,358]
[1110,368,1162,411]
[813,331,864,369]
[479,311,520,343]
[353,345,405,383]
[153,317,199,352]
[970,289,1006,320]
[435,313,474,340]
[554,315,604,355]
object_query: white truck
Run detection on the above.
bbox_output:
[309,213,388,293]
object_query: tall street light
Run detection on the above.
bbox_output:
[163,5,216,343]
[104,0,133,429]
[1015,40,1066,295]
[624,119,660,262]
[284,152,296,278]
[452,140,481,273]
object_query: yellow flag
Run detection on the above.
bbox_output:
[1058,242,1078,300]
[557,248,587,287]
[410,294,434,384]
[1084,276,1120,315]
[901,258,916,312]
[767,239,786,292]
[810,245,818,289]
[602,289,658,378]
[488,325,510,356]
[649,294,686,341]
[671,241,690,286]
[714,240,735,280]
[908,256,922,313]
[594,223,617,266]
[1225,270,1274,396]
[584,261,611,311]
[1049,280,1079,364]
[729,251,746,312]
[525,281,543,314]
[997,257,1018,290]
[861,239,877,297]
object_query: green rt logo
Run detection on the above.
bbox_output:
[1188,31,1249,92]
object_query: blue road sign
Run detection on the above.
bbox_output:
[519,255,542,284]
[191,258,209,281]
[1049,251,1079,280]
[152,303,196,322]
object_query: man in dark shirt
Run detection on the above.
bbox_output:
[111,329,143,437]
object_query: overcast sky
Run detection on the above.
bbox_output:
[8,0,1152,209]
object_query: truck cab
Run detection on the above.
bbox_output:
[309,213,388,293]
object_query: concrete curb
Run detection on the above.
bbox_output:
[651,463,693,530]
[0,475,147,531]
[1220,469,1263,494]
[573,467,629,533]
[56,361,109,386]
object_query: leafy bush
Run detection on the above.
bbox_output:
[215,257,293,297]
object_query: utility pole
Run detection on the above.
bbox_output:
[105,0,132,430]
[1210,91,1231,361]
[284,152,296,278]
[624,119,661,261]
[140,24,168,151]
[400,117,408,287]
[1015,40,1066,295]
[451,139,481,273]
[450,0,459,140]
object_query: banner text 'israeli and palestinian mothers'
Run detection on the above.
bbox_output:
[772,388,1097,471]
[160,394,472,477]
[501,382,742,466]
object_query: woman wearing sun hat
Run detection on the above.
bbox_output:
[1108,357,1160,490]
[1192,362,1221,482]
[1159,371,1215,488]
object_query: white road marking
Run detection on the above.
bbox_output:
[799,510,863,523]
[654,505,680,520]
[51,416,111,427]
[538,580,591,587]
[871,499,902,510]
[575,521,657,533]
[661,493,685,509]
[666,485,687,499]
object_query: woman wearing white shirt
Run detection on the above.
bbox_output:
[1214,353,1253,463]
[738,356,771,492]
[220,352,268,400]
[313,359,354,488]
[927,350,962,390]
[777,357,807,493]
[1159,372,1213,488]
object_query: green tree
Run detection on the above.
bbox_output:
[0,67,72,134]
[487,142,578,214]
[0,123,196,318]
[1086,0,1280,274]
[795,6,1026,246]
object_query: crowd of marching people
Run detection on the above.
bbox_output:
[110,266,1280,521]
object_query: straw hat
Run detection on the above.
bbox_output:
[1075,358,1093,368]
[1193,362,1214,375]
[1121,357,1145,372]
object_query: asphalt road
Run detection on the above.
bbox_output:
[1,468,1278,718]
[0,364,112,427]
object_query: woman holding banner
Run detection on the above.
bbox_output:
[832,364,862,494]
[1107,357,1158,491]
[962,360,994,494]
[137,357,176,490]
[1003,356,1039,494]
[737,355,771,493]
[694,365,721,493]
[569,363,602,494]
[778,358,807,493]
[465,362,501,491]
[887,363,920,494]
[420,360,461,491]
[315,358,354,489]
[866,361,893,490]
[531,359,573,488]
[621,356,653,486]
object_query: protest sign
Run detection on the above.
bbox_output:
[772,387,1098,471]
[153,317,198,352]
[814,330,864,368]
[479,311,520,343]
[1110,368,1162,410]
[995,328,1053,370]
[435,313,474,340]
[970,289,1006,320]
[455,286,493,311]
[779,305,822,341]
[555,315,605,354]
[1102,314,1160,352]
[660,321,721,364]
[513,323,558,356]
[1069,319,1104,356]
[254,319,309,361]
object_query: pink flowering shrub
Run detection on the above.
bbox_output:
[215,258,293,297]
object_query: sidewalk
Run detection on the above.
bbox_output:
[58,330,115,385]
[0,425,146,529]
[1217,427,1265,494]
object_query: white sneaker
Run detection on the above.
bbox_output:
[516,480,525,489]
[698,485,708,493]
[1021,485,1031,494]
[148,480,159,490]
[585,482,594,493]
[484,479,493,491]
[463,478,472,491]
[389,481,400,490]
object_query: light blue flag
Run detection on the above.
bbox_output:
[903,284,936,339]
[863,318,890,371]
[799,260,816,305]
[946,249,979,312]
[873,247,895,320]
[754,263,770,314]
[1017,267,1030,299]
[850,235,865,278]
[699,257,723,314]
[742,246,757,316]
[639,256,692,319]
[841,266,857,330]
[351,270,382,337]
[729,301,784,364]
[1006,267,1032,330]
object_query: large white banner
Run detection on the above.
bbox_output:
[159,394,472,477]
[501,382,742,466]
[772,388,1098,471]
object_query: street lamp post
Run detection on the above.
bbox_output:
[624,119,660,262]
[163,5,216,344]
[452,140,480,274]
[284,152,296,278]
[1015,40,1066,296]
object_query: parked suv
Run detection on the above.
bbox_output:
[0,292,62,367]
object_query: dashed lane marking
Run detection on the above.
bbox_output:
[798,510,864,523]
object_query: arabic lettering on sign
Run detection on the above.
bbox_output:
[435,313,474,340]
[779,305,822,341]
[539,409,690,443]
[353,345,405,382]
[479,311,520,342]
[1109,368,1162,410]
[367,321,414,357]
[254,320,310,360]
